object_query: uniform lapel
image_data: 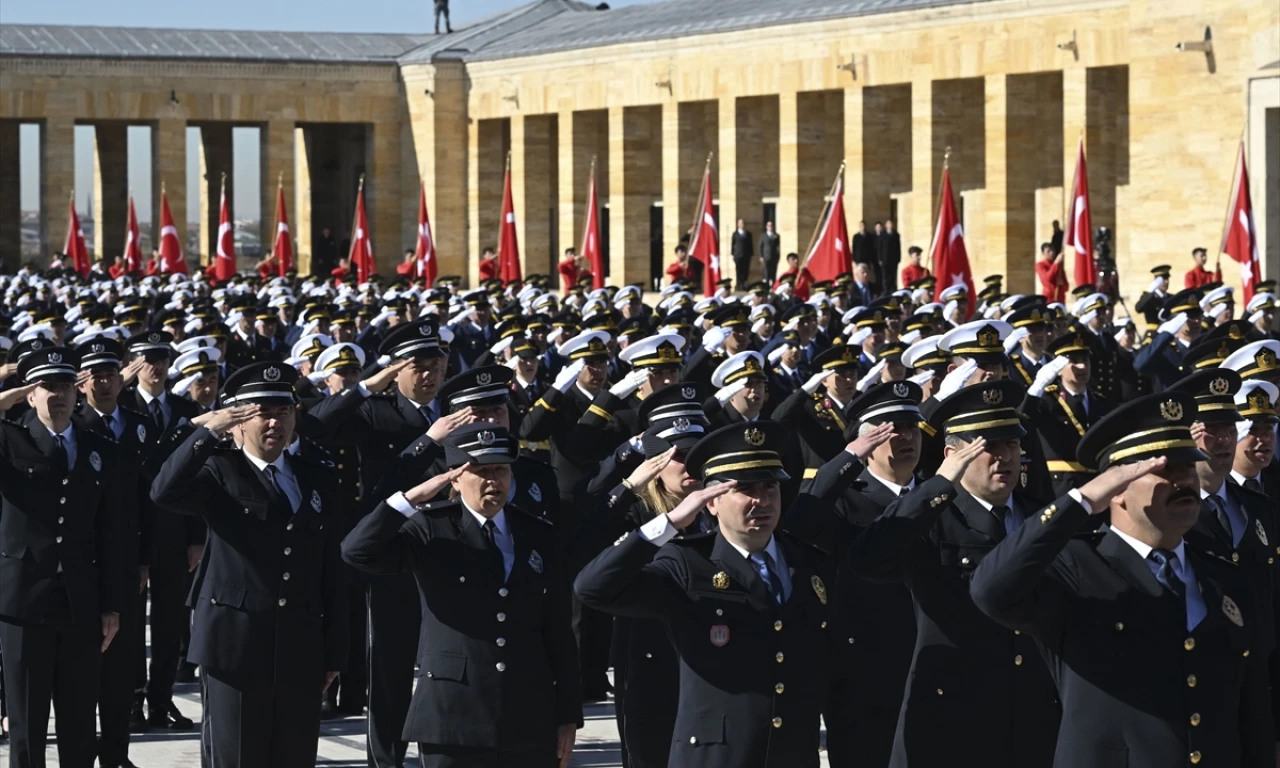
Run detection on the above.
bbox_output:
[1095,529,1165,599]
[453,506,503,584]
[710,533,774,611]
[777,537,818,616]
[952,491,1006,543]
[396,391,430,430]
[286,453,313,517]
[26,418,57,459]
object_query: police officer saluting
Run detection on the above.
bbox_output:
[342,423,582,767]
[972,391,1276,766]
[0,346,133,768]
[150,362,348,768]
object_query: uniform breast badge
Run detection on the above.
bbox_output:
[1222,595,1244,627]
[528,549,544,574]
[811,575,827,605]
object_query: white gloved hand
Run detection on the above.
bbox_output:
[1148,277,1166,293]
[802,370,836,395]
[908,370,936,387]
[1157,313,1188,336]
[1028,355,1070,397]
[714,286,729,300]
[546,327,564,346]
[1004,327,1028,355]
[489,336,514,355]
[715,380,748,405]
[767,346,786,365]
[936,359,978,401]
[776,283,793,299]
[751,317,768,335]
[553,360,586,393]
[856,361,886,393]
[702,326,730,354]
[504,356,520,370]
[447,306,476,327]
[609,369,651,399]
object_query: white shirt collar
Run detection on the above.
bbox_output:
[967,491,1014,513]
[1060,381,1087,398]
[515,373,538,388]
[47,422,74,442]
[242,448,289,476]
[867,468,915,497]
[1198,483,1228,505]
[1111,525,1189,571]
[138,388,166,405]
[778,363,797,377]
[827,394,849,412]
[92,405,121,422]
[1230,469,1259,487]
[726,534,782,565]
[575,382,598,401]
[462,500,507,536]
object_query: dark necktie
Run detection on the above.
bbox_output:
[995,505,1021,536]
[1205,494,1232,542]
[482,519,504,574]
[53,434,69,474]
[1243,477,1263,493]
[1149,548,1187,601]
[264,465,289,510]
[149,399,165,431]
[419,405,435,426]
[751,552,786,605]
[899,486,910,498]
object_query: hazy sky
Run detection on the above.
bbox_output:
[5,0,659,221]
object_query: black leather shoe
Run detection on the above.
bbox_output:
[148,703,195,730]
[129,700,149,733]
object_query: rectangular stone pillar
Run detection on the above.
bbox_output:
[609,105,662,287]
[662,101,717,278]
[862,86,912,233]
[432,62,469,282]
[471,119,507,287]
[365,118,402,276]
[199,124,233,267]
[718,97,739,286]
[512,114,554,278]
[1005,72,1063,293]
[41,116,76,260]
[294,127,313,275]
[796,91,844,260]
[0,122,23,270]
[91,124,128,261]
[907,79,934,257]
[844,88,865,240]
[983,75,1009,285]
[557,110,607,271]
[736,95,779,239]
[777,93,799,257]
[261,120,296,268]
[152,118,187,269]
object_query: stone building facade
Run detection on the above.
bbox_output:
[1,0,1278,302]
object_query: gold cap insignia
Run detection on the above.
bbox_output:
[1159,399,1184,421]
[1229,325,1243,340]
[744,427,766,447]
[982,388,1004,406]
[1222,595,1244,627]
[811,575,827,605]
[1258,348,1277,368]
[712,571,730,590]
[743,357,762,373]
[1248,391,1270,411]
[977,327,998,348]
[1208,377,1229,396]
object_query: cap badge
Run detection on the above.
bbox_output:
[744,427,766,447]
[1228,326,1243,340]
[682,385,697,400]
[31,340,43,350]
[311,490,322,512]
[149,333,161,342]
[1159,399,1184,421]
[91,343,104,353]
[710,625,730,647]
[811,575,828,605]
[1256,519,1270,547]
[893,382,910,398]
[48,352,62,364]
[477,430,496,446]
[263,366,281,382]
[1248,391,1269,411]
[712,571,730,589]
[89,451,102,472]
[744,357,761,373]
[977,327,998,348]
[476,372,492,386]
[1222,595,1243,627]
[981,387,1004,406]
[1258,348,1277,368]
[419,324,432,336]
[1208,377,1229,396]
[528,549,544,574]
[673,417,691,432]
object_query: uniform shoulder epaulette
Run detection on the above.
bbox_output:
[1215,554,1239,567]
[119,403,147,420]
[509,504,554,526]
[370,390,396,399]
[1044,383,1059,394]
[671,530,715,546]
[414,499,459,517]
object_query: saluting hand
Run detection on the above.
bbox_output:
[937,436,987,483]
[0,382,37,412]
[0,362,19,382]
[405,464,469,506]
[1077,456,1166,514]
[196,405,260,435]
[362,359,412,393]
[624,446,676,492]
[846,423,894,460]
[119,358,146,387]
[666,480,737,530]
[426,407,473,442]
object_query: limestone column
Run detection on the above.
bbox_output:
[199,125,233,267]
[40,116,76,259]
[718,97,739,286]
[261,120,296,267]
[908,79,934,257]
[557,110,582,264]
[777,93,799,256]
[609,105,662,288]
[431,61,469,281]
[844,87,865,234]
[294,127,313,275]
[467,118,482,287]
[92,124,128,261]
[471,120,506,287]
[983,74,1010,285]
[152,118,187,268]
[0,122,23,270]
[511,115,553,278]
[365,119,402,275]
[661,101,682,261]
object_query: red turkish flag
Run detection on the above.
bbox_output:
[930,167,974,318]
[348,183,374,283]
[1064,136,1096,288]
[62,192,89,277]
[158,188,186,274]
[124,196,142,274]
[272,182,293,277]
[413,183,437,287]
[800,172,851,286]
[1221,140,1261,304]
[580,164,604,290]
[215,179,236,281]
[688,166,720,297]
[496,161,522,285]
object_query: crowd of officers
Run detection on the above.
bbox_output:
[0,260,1278,768]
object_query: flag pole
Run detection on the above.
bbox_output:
[799,160,845,272]
[926,147,951,273]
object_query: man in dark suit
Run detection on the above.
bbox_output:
[342,423,582,767]
[852,220,877,278]
[972,391,1276,767]
[731,219,754,291]
[851,262,876,306]
[877,219,902,293]
[759,221,781,285]
[150,362,348,768]
[575,421,848,768]
[72,337,161,768]
[848,380,1061,768]
[0,347,133,768]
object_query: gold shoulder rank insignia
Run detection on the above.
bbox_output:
[1222,595,1244,627]
[712,571,730,590]
[811,575,827,605]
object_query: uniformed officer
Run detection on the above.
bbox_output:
[771,343,861,476]
[847,379,1060,768]
[681,304,752,386]
[571,332,687,457]
[1135,289,1206,391]
[1229,381,1280,497]
[575,421,847,768]
[1223,339,1280,387]
[0,346,133,768]
[1004,303,1052,386]
[149,362,348,768]
[707,350,771,427]
[341,423,582,767]
[971,390,1277,767]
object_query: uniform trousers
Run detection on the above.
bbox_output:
[417,744,558,768]
[97,589,140,766]
[327,582,369,712]
[201,669,322,768]
[0,586,102,768]
[367,575,421,768]
[144,561,192,711]
[823,682,895,768]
